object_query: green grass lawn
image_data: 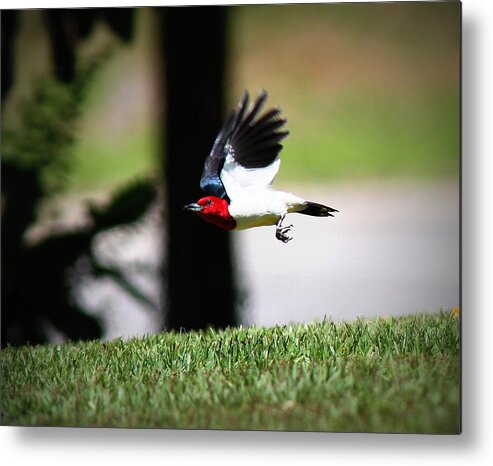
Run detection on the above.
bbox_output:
[1,312,460,433]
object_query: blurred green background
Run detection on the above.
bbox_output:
[4,2,460,193]
[230,3,460,185]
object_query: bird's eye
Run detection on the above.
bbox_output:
[206,199,213,206]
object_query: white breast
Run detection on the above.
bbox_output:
[228,187,307,230]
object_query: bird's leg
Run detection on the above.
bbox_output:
[275,214,294,243]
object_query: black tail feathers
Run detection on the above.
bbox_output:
[299,201,338,217]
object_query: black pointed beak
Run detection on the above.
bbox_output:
[183,203,203,212]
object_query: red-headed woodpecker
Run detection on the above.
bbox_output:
[184,90,338,243]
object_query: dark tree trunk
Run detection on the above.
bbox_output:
[1,10,19,101]
[160,6,238,330]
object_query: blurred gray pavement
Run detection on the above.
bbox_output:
[75,179,459,339]
[236,179,459,327]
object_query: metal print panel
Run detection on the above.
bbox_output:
[1,2,460,433]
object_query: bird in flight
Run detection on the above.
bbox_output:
[184,90,338,243]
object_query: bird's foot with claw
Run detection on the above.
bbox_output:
[276,224,293,243]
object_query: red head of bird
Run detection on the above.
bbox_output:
[183,196,236,231]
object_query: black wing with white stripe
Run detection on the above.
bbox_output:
[200,90,289,198]
[199,111,235,199]
[227,90,289,169]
